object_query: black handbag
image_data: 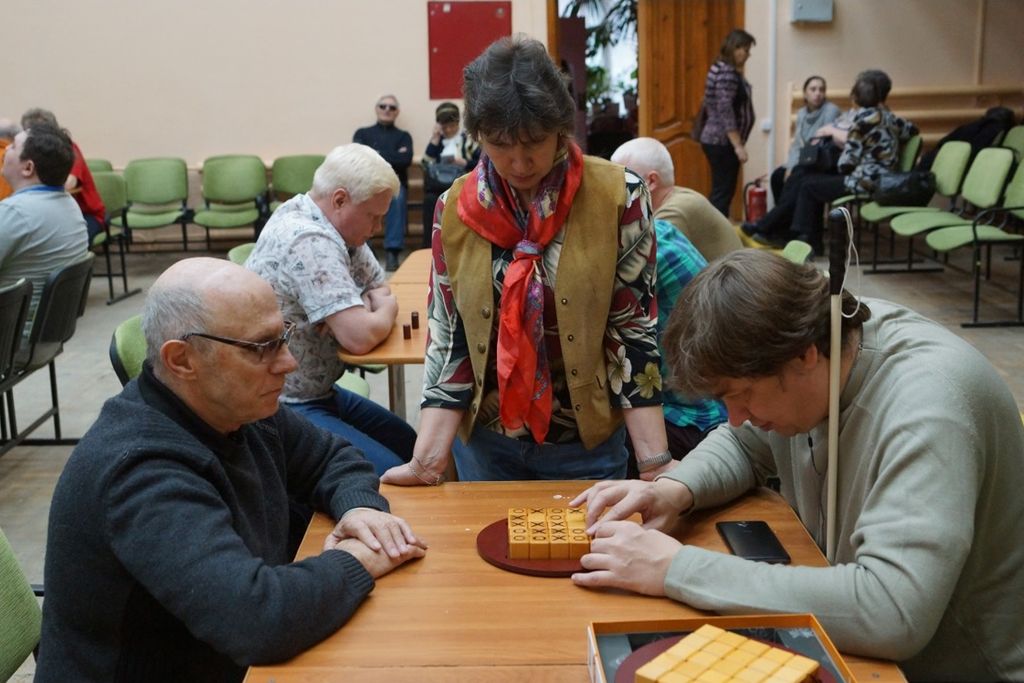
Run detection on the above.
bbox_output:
[423,162,462,193]
[691,100,708,141]
[797,139,841,173]
[871,170,936,206]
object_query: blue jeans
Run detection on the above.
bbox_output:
[290,387,416,475]
[452,425,628,481]
[383,184,407,251]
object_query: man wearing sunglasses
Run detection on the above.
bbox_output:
[38,258,426,683]
[353,94,413,271]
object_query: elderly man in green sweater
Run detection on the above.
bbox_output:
[571,250,1024,682]
[38,258,426,683]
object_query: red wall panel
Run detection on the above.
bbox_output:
[428,1,512,99]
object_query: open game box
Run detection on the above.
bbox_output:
[588,614,857,683]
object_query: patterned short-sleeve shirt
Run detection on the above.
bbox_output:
[246,193,386,402]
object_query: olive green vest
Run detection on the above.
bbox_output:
[440,156,627,449]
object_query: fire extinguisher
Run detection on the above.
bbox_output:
[744,178,767,223]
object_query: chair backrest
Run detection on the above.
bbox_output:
[123,157,189,208]
[271,154,325,199]
[959,146,1014,210]
[86,158,113,173]
[110,314,146,386]
[0,279,32,382]
[929,140,972,198]
[226,242,256,265]
[780,240,813,264]
[201,155,268,205]
[91,171,127,216]
[898,134,922,172]
[0,526,42,681]
[1001,161,1024,222]
[20,253,95,372]
[1001,124,1024,162]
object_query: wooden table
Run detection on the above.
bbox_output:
[338,250,432,419]
[244,482,904,683]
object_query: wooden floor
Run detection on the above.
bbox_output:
[2,233,1022,681]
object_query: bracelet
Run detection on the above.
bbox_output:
[409,458,445,486]
[636,450,673,473]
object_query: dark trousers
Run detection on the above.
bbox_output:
[792,173,849,250]
[752,165,814,238]
[421,191,440,249]
[770,165,787,204]
[702,143,740,217]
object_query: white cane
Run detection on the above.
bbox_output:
[825,207,851,563]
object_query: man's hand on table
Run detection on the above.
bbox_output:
[324,508,427,560]
[570,478,694,532]
[332,537,425,579]
[571,521,680,595]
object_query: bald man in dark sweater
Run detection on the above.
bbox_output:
[37,259,426,682]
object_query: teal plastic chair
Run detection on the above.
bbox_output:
[86,158,113,173]
[110,157,193,251]
[109,315,146,386]
[0,526,41,681]
[227,242,256,265]
[90,171,141,304]
[270,155,325,212]
[889,147,1014,268]
[925,161,1024,328]
[193,155,269,251]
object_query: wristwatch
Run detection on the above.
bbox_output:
[636,450,673,473]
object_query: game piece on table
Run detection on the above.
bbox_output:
[411,311,420,329]
[634,626,820,683]
[507,507,590,560]
[402,323,412,340]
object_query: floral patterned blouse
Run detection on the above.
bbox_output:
[421,155,662,444]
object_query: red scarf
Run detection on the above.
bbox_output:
[456,142,584,442]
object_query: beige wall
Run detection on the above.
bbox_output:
[742,0,1024,187]
[6,0,548,167]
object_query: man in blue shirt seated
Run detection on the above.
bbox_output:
[37,258,426,683]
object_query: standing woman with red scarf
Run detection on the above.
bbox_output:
[382,35,671,486]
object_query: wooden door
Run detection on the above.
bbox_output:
[638,0,745,216]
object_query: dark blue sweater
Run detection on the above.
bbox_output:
[353,122,413,186]
[37,364,387,682]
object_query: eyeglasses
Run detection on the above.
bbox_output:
[377,103,398,112]
[180,321,295,362]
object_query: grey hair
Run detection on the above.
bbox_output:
[311,143,399,204]
[141,280,211,367]
[377,94,400,107]
[0,119,20,141]
[462,34,575,143]
[610,137,674,183]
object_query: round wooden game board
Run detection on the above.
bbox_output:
[476,519,584,577]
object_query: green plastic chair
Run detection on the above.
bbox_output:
[1001,125,1024,162]
[860,141,973,271]
[86,158,113,173]
[336,371,371,399]
[925,161,1024,328]
[227,242,256,265]
[780,240,813,264]
[891,147,1014,241]
[270,154,325,212]
[109,315,146,386]
[90,172,141,304]
[0,526,41,681]
[110,157,193,251]
[193,155,269,251]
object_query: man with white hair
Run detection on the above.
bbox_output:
[38,258,426,683]
[612,137,741,263]
[247,143,416,475]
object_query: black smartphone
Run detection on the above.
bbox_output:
[716,521,791,564]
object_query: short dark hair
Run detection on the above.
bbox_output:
[435,101,460,125]
[719,29,756,65]
[462,34,575,143]
[802,75,826,92]
[850,69,892,108]
[663,250,870,396]
[20,123,75,187]
[20,107,60,131]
